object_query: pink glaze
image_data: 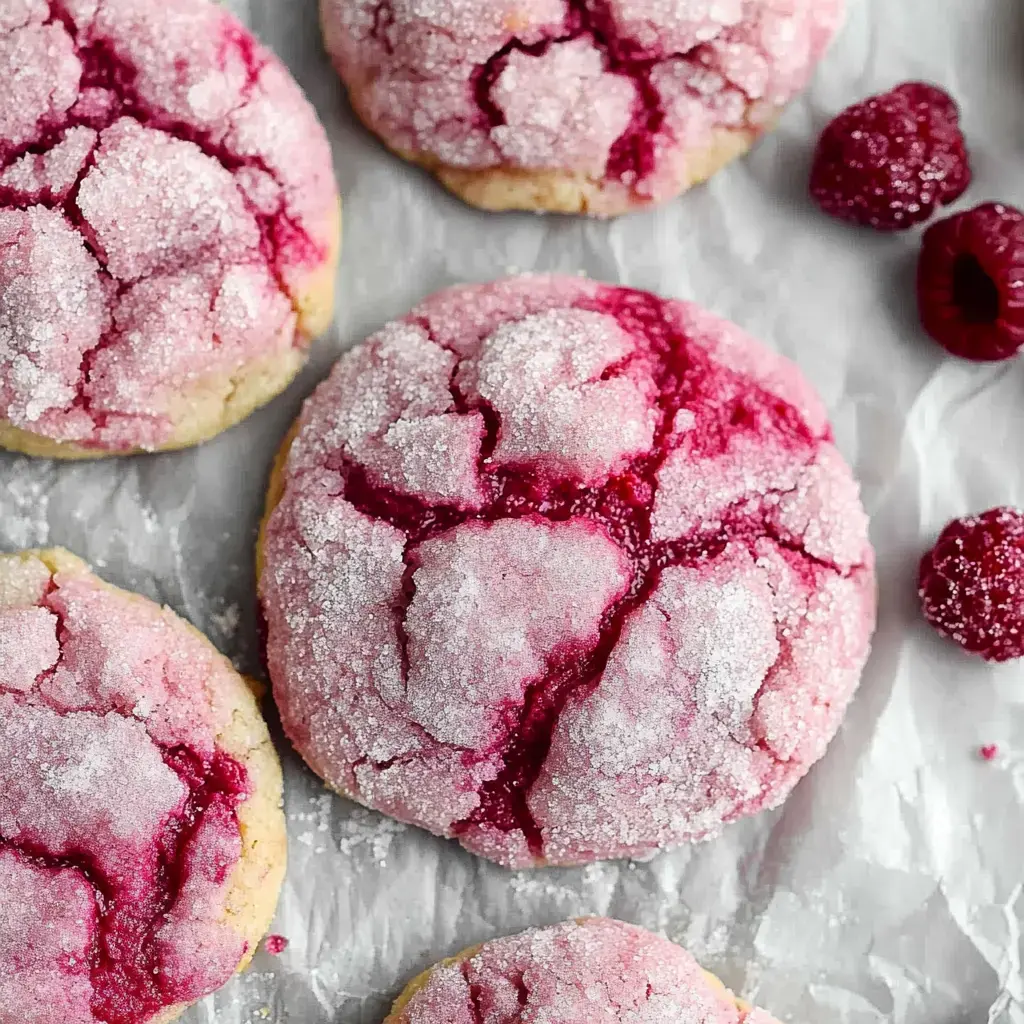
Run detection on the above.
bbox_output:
[0,556,252,1024]
[0,0,337,452]
[322,0,844,202]
[261,274,876,868]
[395,918,771,1024]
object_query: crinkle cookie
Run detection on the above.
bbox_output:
[258,274,875,868]
[321,0,844,215]
[0,548,286,1024]
[0,0,340,458]
[385,918,781,1024]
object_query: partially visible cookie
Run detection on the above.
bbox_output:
[385,918,779,1024]
[321,0,844,216]
[0,0,341,458]
[0,548,286,1024]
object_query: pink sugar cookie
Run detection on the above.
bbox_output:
[258,274,876,868]
[320,0,844,216]
[385,918,780,1024]
[0,548,286,1024]
[0,0,341,459]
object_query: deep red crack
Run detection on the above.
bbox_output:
[0,127,98,208]
[31,575,70,690]
[369,0,396,56]
[471,35,553,132]
[0,1,327,440]
[564,0,667,183]
[289,509,479,770]
[328,458,468,543]
[0,839,107,1000]
[2,583,249,1024]
[1,750,246,1024]
[217,17,271,96]
[58,1,326,282]
[63,156,120,428]
[102,748,245,1024]
[762,524,858,579]
[462,962,486,1024]
[467,0,669,183]
[515,974,529,1008]
[735,531,869,799]
[321,285,845,858]
[455,582,663,852]
[450,966,542,1022]
[393,548,419,701]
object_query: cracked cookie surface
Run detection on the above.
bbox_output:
[384,917,781,1024]
[321,0,844,215]
[258,274,875,868]
[0,548,286,1024]
[0,0,340,458]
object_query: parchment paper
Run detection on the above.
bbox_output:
[3,0,1024,1020]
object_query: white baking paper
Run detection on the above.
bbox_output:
[3,0,1024,1020]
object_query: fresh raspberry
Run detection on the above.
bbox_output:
[919,508,1024,661]
[810,82,971,230]
[917,203,1024,361]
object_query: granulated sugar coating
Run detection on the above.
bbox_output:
[384,918,782,1024]
[259,274,876,868]
[0,549,286,1024]
[0,0,340,457]
[320,0,845,215]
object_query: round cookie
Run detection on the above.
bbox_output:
[258,274,876,868]
[0,0,341,458]
[320,0,844,216]
[385,918,779,1024]
[0,548,286,1024]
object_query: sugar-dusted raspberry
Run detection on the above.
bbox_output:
[919,507,1024,661]
[259,274,877,868]
[917,203,1024,361]
[810,82,971,230]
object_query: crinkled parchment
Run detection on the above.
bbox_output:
[3,0,1024,1021]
